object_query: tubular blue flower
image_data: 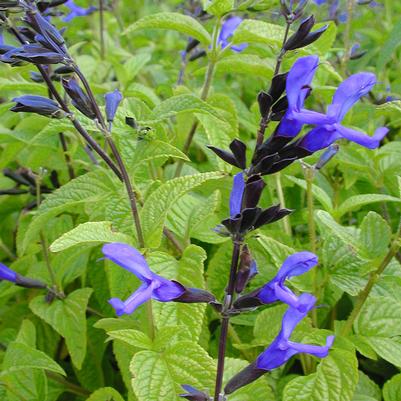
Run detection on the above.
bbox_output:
[104,89,123,122]
[102,243,217,315]
[230,172,245,217]
[313,0,327,4]
[0,262,17,282]
[274,55,324,139]
[298,73,389,152]
[219,16,247,52]
[225,293,334,394]
[234,251,318,310]
[103,243,185,315]
[63,0,97,22]
[256,293,334,370]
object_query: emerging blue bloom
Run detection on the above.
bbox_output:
[313,0,327,4]
[298,73,388,151]
[256,293,334,370]
[0,262,17,283]
[63,0,97,23]
[104,89,123,122]
[102,243,185,316]
[219,16,247,52]
[234,251,318,310]
[230,172,245,217]
[275,55,322,139]
[225,293,334,394]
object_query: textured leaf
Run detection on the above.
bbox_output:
[202,0,234,15]
[383,374,401,401]
[283,349,358,401]
[232,19,285,46]
[124,12,211,44]
[85,387,125,401]
[334,194,401,219]
[377,20,401,71]
[352,371,381,401]
[107,330,153,350]
[0,342,66,377]
[21,170,115,254]
[130,341,215,401]
[215,54,274,79]
[141,171,224,247]
[359,212,391,259]
[30,288,93,369]
[50,221,132,252]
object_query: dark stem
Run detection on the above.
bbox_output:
[58,133,75,179]
[273,20,291,76]
[46,372,91,397]
[214,240,241,401]
[99,0,105,59]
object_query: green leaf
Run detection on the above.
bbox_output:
[151,246,207,341]
[0,77,47,95]
[283,349,359,401]
[352,371,381,401]
[49,221,132,252]
[130,341,215,401]
[30,288,93,369]
[215,54,274,79]
[334,194,401,219]
[232,19,285,46]
[107,330,153,350]
[0,342,66,377]
[142,94,229,126]
[85,387,125,401]
[359,212,391,259]
[202,0,234,15]
[124,12,211,44]
[141,171,224,247]
[377,20,401,72]
[286,176,333,212]
[383,374,401,401]
[21,170,115,254]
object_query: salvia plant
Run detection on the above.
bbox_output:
[0,0,400,400]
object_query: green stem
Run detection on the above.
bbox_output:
[342,0,355,69]
[0,240,16,261]
[99,0,105,59]
[341,221,401,336]
[275,173,291,236]
[46,372,91,397]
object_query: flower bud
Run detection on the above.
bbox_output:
[315,144,339,170]
[62,78,96,119]
[235,245,258,293]
[105,89,123,122]
[224,361,265,395]
[179,385,209,401]
[11,95,66,118]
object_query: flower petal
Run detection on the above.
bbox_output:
[331,72,376,121]
[102,243,153,281]
[298,126,341,152]
[230,172,245,217]
[276,251,318,282]
[0,262,17,282]
[336,124,388,149]
[152,278,185,301]
[109,283,153,316]
[288,335,335,357]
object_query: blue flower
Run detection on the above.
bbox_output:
[104,89,123,122]
[230,172,245,217]
[0,262,17,283]
[298,73,388,151]
[63,0,97,23]
[103,243,185,315]
[225,293,334,394]
[219,16,247,52]
[274,55,323,140]
[102,243,217,315]
[256,293,334,370]
[234,252,318,310]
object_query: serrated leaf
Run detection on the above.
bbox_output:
[352,371,381,401]
[0,77,47,95]
[107,330,153,350]
[130,341,215,401]
[21,170,115,254]
[124,12,211,44]
[334,194,401,219]
[283,349,358,401]
[50,221,132,252]
[0,342,66,377]
[215,54,274,79]
[383,374,401,401]
[141,171,224,247]
[85,387,125,401]
[232,19,285,46]
[141,94,229,127]
[151,246,207,341]
[359,212,391,259]
[30,288,93,369]
[202,0,234,16]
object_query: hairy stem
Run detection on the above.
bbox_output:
[214,240,241,401]
[341,221,401,336]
